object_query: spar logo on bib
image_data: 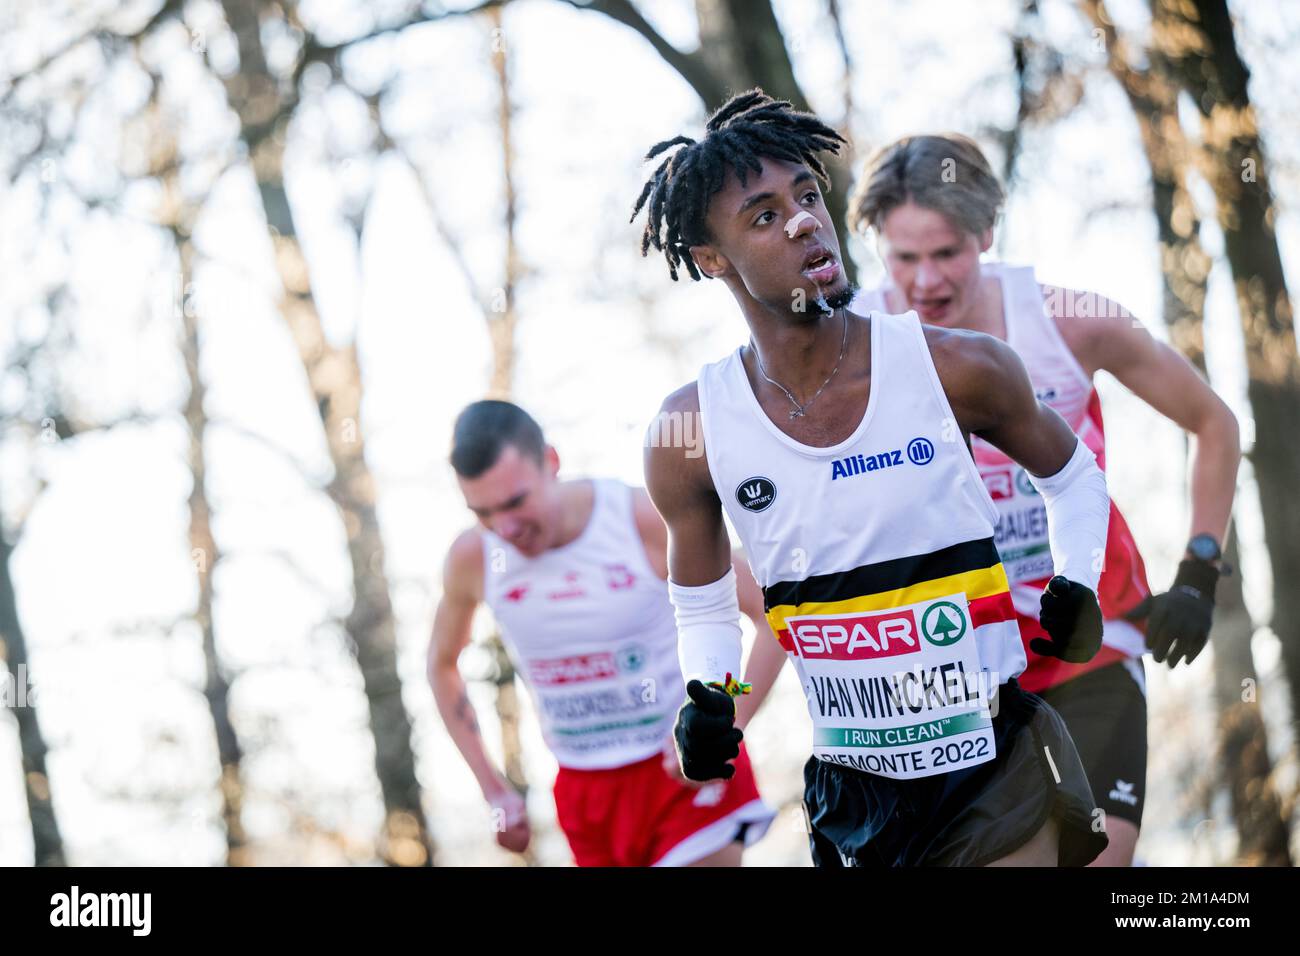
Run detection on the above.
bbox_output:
[735,476,776,513]
[787,608,920,660]
[920,601,967,646]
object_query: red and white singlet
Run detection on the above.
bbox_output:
[480,479,684,769]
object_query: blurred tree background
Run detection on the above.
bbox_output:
[0,0,1296,865]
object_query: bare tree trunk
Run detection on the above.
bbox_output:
[993,2,1091,193]
[483,7,536,865]
[177,244,249,864]
[1211,538,1291,863]
[140,79,254,862]
[0,521,65,866]
[688,0,856,281]
[219,0,433,866]
[488,10,520,402]
[552,0,855,280]
[655,0,847,282]
[1087,0,1291,864]
[1154,0,1300,754]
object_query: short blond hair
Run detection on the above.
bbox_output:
[848,134,1005,238]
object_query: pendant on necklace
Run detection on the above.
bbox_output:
[789,408,805,420]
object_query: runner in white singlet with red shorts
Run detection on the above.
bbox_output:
[847,134,1242,865]
[430,400,775,866]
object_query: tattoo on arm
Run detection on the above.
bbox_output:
[455,691,480,735]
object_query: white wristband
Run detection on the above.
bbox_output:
[1026,439,1110,594]
[668,568,743,686]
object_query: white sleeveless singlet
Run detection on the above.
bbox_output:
[480,479,683,770]
[697,311,1024,780]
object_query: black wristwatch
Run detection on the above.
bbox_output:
[1186,533,1222,567]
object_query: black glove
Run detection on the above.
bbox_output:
[1124,558,1218,668]
[674,679,742,781]
[1031,575,1104,663]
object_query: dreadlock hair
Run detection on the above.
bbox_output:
[630,89,847,281]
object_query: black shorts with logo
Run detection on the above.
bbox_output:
[1038,660,1147,828]
[803,679,1107,867]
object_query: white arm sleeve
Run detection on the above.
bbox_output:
[1025,439,1110,594]
[668,568,743,686]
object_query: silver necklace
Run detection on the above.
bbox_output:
[750,310,849,420]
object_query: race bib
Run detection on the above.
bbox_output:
[791,594,997,780]
[982,464,1054,584]
[525,645,677,758]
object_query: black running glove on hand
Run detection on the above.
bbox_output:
[1124,558,1218,669]
[674,679,742,782]
[1032,575,1104,664]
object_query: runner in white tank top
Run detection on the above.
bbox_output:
[478,476,683,770]
[633,91,1115,866]
[848,133,1240,866]
[430,400,774,866]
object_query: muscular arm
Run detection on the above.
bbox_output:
[930,326,1109,593]
[644,384,745,688]
[733,553,788,731]
[643,385,732,585]
[1051,290,1240,547]
[428,530,507,801]
[633,482,784,729]
[928,325,1080,477]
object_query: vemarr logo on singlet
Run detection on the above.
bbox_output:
[788,609,920,660]
[735,476,776,512]
[830,437,934,481]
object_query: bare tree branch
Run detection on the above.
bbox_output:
[0,0,185,107]
[209,420,328,487]
[294,0,511,89]
[395,146,492,318]
[560,0,727,107]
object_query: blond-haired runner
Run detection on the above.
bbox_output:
[848,133,1240,866]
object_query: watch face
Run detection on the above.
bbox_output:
[1189,534,1221,562]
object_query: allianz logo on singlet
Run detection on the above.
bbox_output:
[831,437,934,481]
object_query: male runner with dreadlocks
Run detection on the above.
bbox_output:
[636,90,1112,866]
[431,400,775,866]
[847,134,1241,865]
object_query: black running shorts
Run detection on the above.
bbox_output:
[803,679,1108,866]
[1039,660,1147,828]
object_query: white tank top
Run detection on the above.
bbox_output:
[854,264,1150,684]
[697,311,1025,780]
[480,479,683,770]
